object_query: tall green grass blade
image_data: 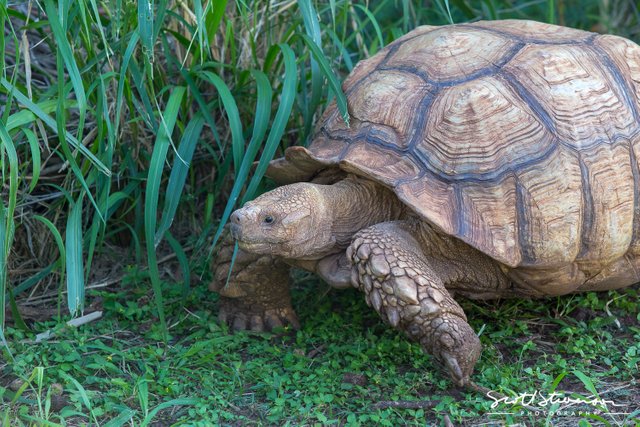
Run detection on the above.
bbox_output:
[547,0,556,24]
[152,0,169,45]
[354,4,384,49]
[138,0,154,64]
[192,0,207,62]
[145,87,185,341]
[115,32,140,136]
[0,121,17,331]
[244,69,273,160]
[298,0,323,137]
[66,192,85,316]
[0,78,110,175]
[44,0,86,136]
[442,0,455,24]
[213,70,272,246]
[7,109,36,131]
[401,0,410,32]
[88,0,110,62]
[0,204,9,332]
[155,114,205,244]
[328,0,337,28]
[206,0,228,45]
[22,128,41,192]
[325,28,354,71]
[224,241,240,288]
[128,61,157,131]
[0,122,18,226]
[55,90,104,223]
[481,0,498,20]
[177,70,222,153]
[299,34,349,126]
[199,71,243,171]
[0,2,5,77]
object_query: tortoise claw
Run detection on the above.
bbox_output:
[441,350,467,387]
[218,297,300,332]
[232,313,248,331]
[250,315,265,332]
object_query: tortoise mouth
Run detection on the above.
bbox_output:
[236,239,273,254]
[229,223,242,240]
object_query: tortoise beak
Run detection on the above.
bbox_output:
[229,210,244,240]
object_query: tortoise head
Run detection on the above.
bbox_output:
[229,183,336,259]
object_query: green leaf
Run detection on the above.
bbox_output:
[548,0,556,24]
[155,114,205,245]
[0,78,110,176]
[198,71,244,172]
[104,408,136,427]
[44,0,87,132]
[22,128,41,192]
[11,262,58,298]
[115,32,140,136]
[0,121,18,331]
[298,0,323,136]
[299,33,349,127]
[572,370,599,397]
[138,0,154,63]
[145,86,186,341]
[354,4,384,49]
[66,193,85,316]
[550,371,567,392]
[62,372,99,425]
[140,398,198,427]
[206,0,228,45]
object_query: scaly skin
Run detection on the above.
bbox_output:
[347,221,482,386]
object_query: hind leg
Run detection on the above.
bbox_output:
[347,221,481,386]
[211,236,299,331]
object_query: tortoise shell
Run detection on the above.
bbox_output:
[268,20,640,270]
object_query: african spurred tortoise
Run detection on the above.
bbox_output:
[212,20,640,386]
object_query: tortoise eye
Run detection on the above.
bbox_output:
[263,215,274,224]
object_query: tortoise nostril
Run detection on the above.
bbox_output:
[230,211,242,225]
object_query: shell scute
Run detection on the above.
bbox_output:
[504,44,638,147]
[417,76,556,179]
[384,26,514,83]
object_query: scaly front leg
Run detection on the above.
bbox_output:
[211,236,300,331]
[347,221,481,386]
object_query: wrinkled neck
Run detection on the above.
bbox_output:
[320,176,404,247]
